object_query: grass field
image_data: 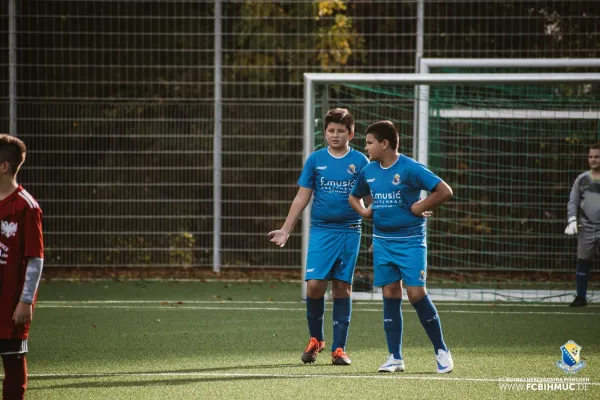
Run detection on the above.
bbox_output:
[13,280,600,399]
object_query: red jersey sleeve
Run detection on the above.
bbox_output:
[24,206,44,258]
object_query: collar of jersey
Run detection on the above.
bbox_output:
[327,147,352,159]
[379,154,402,170]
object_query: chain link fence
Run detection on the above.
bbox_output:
[2,0,598,271]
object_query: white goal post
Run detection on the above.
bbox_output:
[302,69,600,302]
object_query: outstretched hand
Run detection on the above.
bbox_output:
[268,229,290,247]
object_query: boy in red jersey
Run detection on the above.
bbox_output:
[0,134,44,400]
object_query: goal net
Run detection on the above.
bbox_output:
[303,72,600,302]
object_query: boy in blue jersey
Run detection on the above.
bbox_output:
[349,120,454,374]
[268,108,369,365]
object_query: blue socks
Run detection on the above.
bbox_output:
[306,297,325,341]
[576,259,590,298]
[332,297,352,351]
[306,297,353,350]
[383,297,403,359]
[412,294,447,353]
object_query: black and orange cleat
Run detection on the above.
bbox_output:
[331,348,352,365]
[301,337,325,364]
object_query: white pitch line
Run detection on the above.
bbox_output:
[36,300,600,308]
[27,371,600,385]
[34,304,600,316]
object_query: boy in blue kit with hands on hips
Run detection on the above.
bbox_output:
[348,120,454,374]
[269,108,370,365]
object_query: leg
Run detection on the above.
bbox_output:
[305,279,328,341]
[572,259,590,307]
[331,279,352,351]
[407,286,453,373]
[302,230,342,363]
[378,281,405,372]
[573,229,595,306]
[329,232,360,365]
[2,354,27,400]
[302,279,328,363]
[382,281,404,359]
[372,237,405,372]
[330,280,352,365]
[406,286,447,353]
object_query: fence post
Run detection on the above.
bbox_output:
[8,0,17,136]
[412,0,424,157]
[213,0,222,273]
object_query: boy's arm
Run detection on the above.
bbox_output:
[14,205,45,326]
[567,177,581,222]
[13,257,44,326]
[349,194,372,219]
[268,187,313,247]
[410,180,453,216]
[565,177,581,235]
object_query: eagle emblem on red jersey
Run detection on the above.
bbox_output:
[1,221,18,238]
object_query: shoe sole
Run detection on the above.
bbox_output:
[437,367,453,374]
[378,366,405,373]
[301,355,318,364]
[332,359,352,365]
[301,348,324,364]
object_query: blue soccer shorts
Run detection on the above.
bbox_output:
[372,234,427,287]
[305,229,361,284]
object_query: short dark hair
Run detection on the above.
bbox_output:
[324,108,354,133]
[0,134,26,174]
[365,120,399,150]
[590,143,600,151]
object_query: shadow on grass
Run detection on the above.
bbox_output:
[29,362,443,390]
[29,362,312,385]
[29,374,302,390]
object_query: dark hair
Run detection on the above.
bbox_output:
[324,108,355,133]
[0,134,26,174]
[590,143,600,151]
[365,120,399,150]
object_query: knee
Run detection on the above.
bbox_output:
[382,281,403,298]
[331,280,351,298]
[406,287,427,304]
[306,280,327,299]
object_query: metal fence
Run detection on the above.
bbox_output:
[2,0,599,272]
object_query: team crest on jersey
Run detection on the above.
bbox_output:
[419,270,426,282]
[347,164,357,175]
[1,221,18,238]
[556,341,586,374]
[392,174,401,185]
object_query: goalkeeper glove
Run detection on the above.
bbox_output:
[564,217,578,235]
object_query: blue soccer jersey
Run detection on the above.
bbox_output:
[351,155,441,237]
[298,147,369,232]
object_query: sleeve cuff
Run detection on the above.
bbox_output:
[568,216,577,223]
